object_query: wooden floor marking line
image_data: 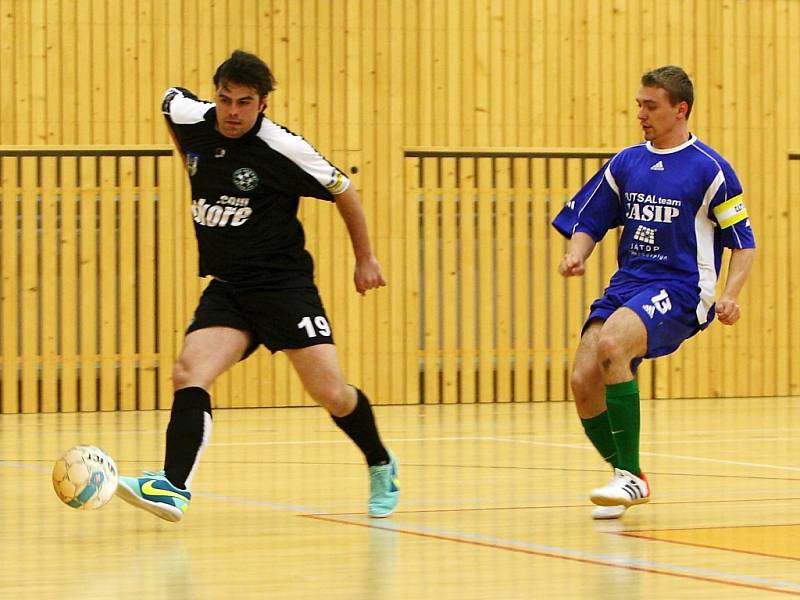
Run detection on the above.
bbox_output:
[303,514,800,597]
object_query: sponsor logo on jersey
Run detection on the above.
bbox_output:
[628,225,666,260]
[633,225,656,245]
[626,203,680,223]
[642,304,656,318]
[624,192,681,207]
[192,196,253,227]
[215,148,226,158]
[187,153,199,177]
[233,167,259,192]
[650,160,665,171]
[625,192,681,223]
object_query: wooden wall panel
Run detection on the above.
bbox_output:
[1,157,20,413]
[0,0,796,408]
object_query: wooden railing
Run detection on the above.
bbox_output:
[0,146,176,413]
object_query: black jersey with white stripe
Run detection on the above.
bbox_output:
[162,87,350,285]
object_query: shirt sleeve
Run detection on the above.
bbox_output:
[161,87,212,154]
[552,158,624,241]
[162,88,205,121]
[708,164,756,249]
[258,118,350,201]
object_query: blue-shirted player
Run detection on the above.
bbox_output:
[552,65,756,520]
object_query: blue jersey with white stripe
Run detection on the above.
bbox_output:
[553,136,755,320]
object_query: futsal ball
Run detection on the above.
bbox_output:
[52,445,118,510]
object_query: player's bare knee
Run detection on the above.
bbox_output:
[596,335,625,369]
[313,383,352,415]
[570,369,593,401]
[574,395,603,418]
[571,369,604,414]
[570,373,604,406]
[172,359,195,389]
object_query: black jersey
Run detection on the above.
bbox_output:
[162,87,350,285]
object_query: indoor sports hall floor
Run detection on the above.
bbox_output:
[2,396,799,599]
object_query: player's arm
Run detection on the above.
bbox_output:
[553,159,623,278]
[161,87,203,173]
[715,247,755,325]
[262,120,385,294]
[164,123,187,171]
[559,232,596,277]
[709,174,756,326]
[334,185,387,295]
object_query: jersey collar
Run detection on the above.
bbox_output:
[645,134,697,155]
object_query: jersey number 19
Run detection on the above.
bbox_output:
[297,316,332,338]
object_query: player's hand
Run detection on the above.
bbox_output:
[558,252,586,277]
[354,255,387,295]
[715,297,740,325]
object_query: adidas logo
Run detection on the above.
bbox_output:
[623,482,645,500]
[642,304,656,318]
[650,160,664,171]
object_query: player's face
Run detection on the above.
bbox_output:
[636,86,688,148]
[215,83,266,138]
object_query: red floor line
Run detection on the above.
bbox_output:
[624,522,800,533]
[619,531,800,562]
[313,497,800,516]
[303,514,800,597]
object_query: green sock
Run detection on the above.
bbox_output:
[605,380,641,476]
[580,412,619,467]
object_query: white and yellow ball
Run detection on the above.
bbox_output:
[52,445,118,510]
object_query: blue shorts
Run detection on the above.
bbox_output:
[586,281,711,359]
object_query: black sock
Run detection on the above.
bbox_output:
[331,388,390,467]
[164,386,213,489]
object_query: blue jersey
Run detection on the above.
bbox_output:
[552,136,755,324]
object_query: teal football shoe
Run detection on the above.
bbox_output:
[115,470,191,522]
[368,452,399,518]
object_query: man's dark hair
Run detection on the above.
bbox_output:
[641,65,694,119]
[213,50,275,98]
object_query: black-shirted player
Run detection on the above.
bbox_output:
[115,50,398,521]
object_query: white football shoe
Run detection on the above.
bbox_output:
[590,468,651,507]
[591,505,626,520]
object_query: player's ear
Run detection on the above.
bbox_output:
[259,96,267,112]
[677,100,689,120]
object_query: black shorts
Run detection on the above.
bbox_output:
[186,278,335,356]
